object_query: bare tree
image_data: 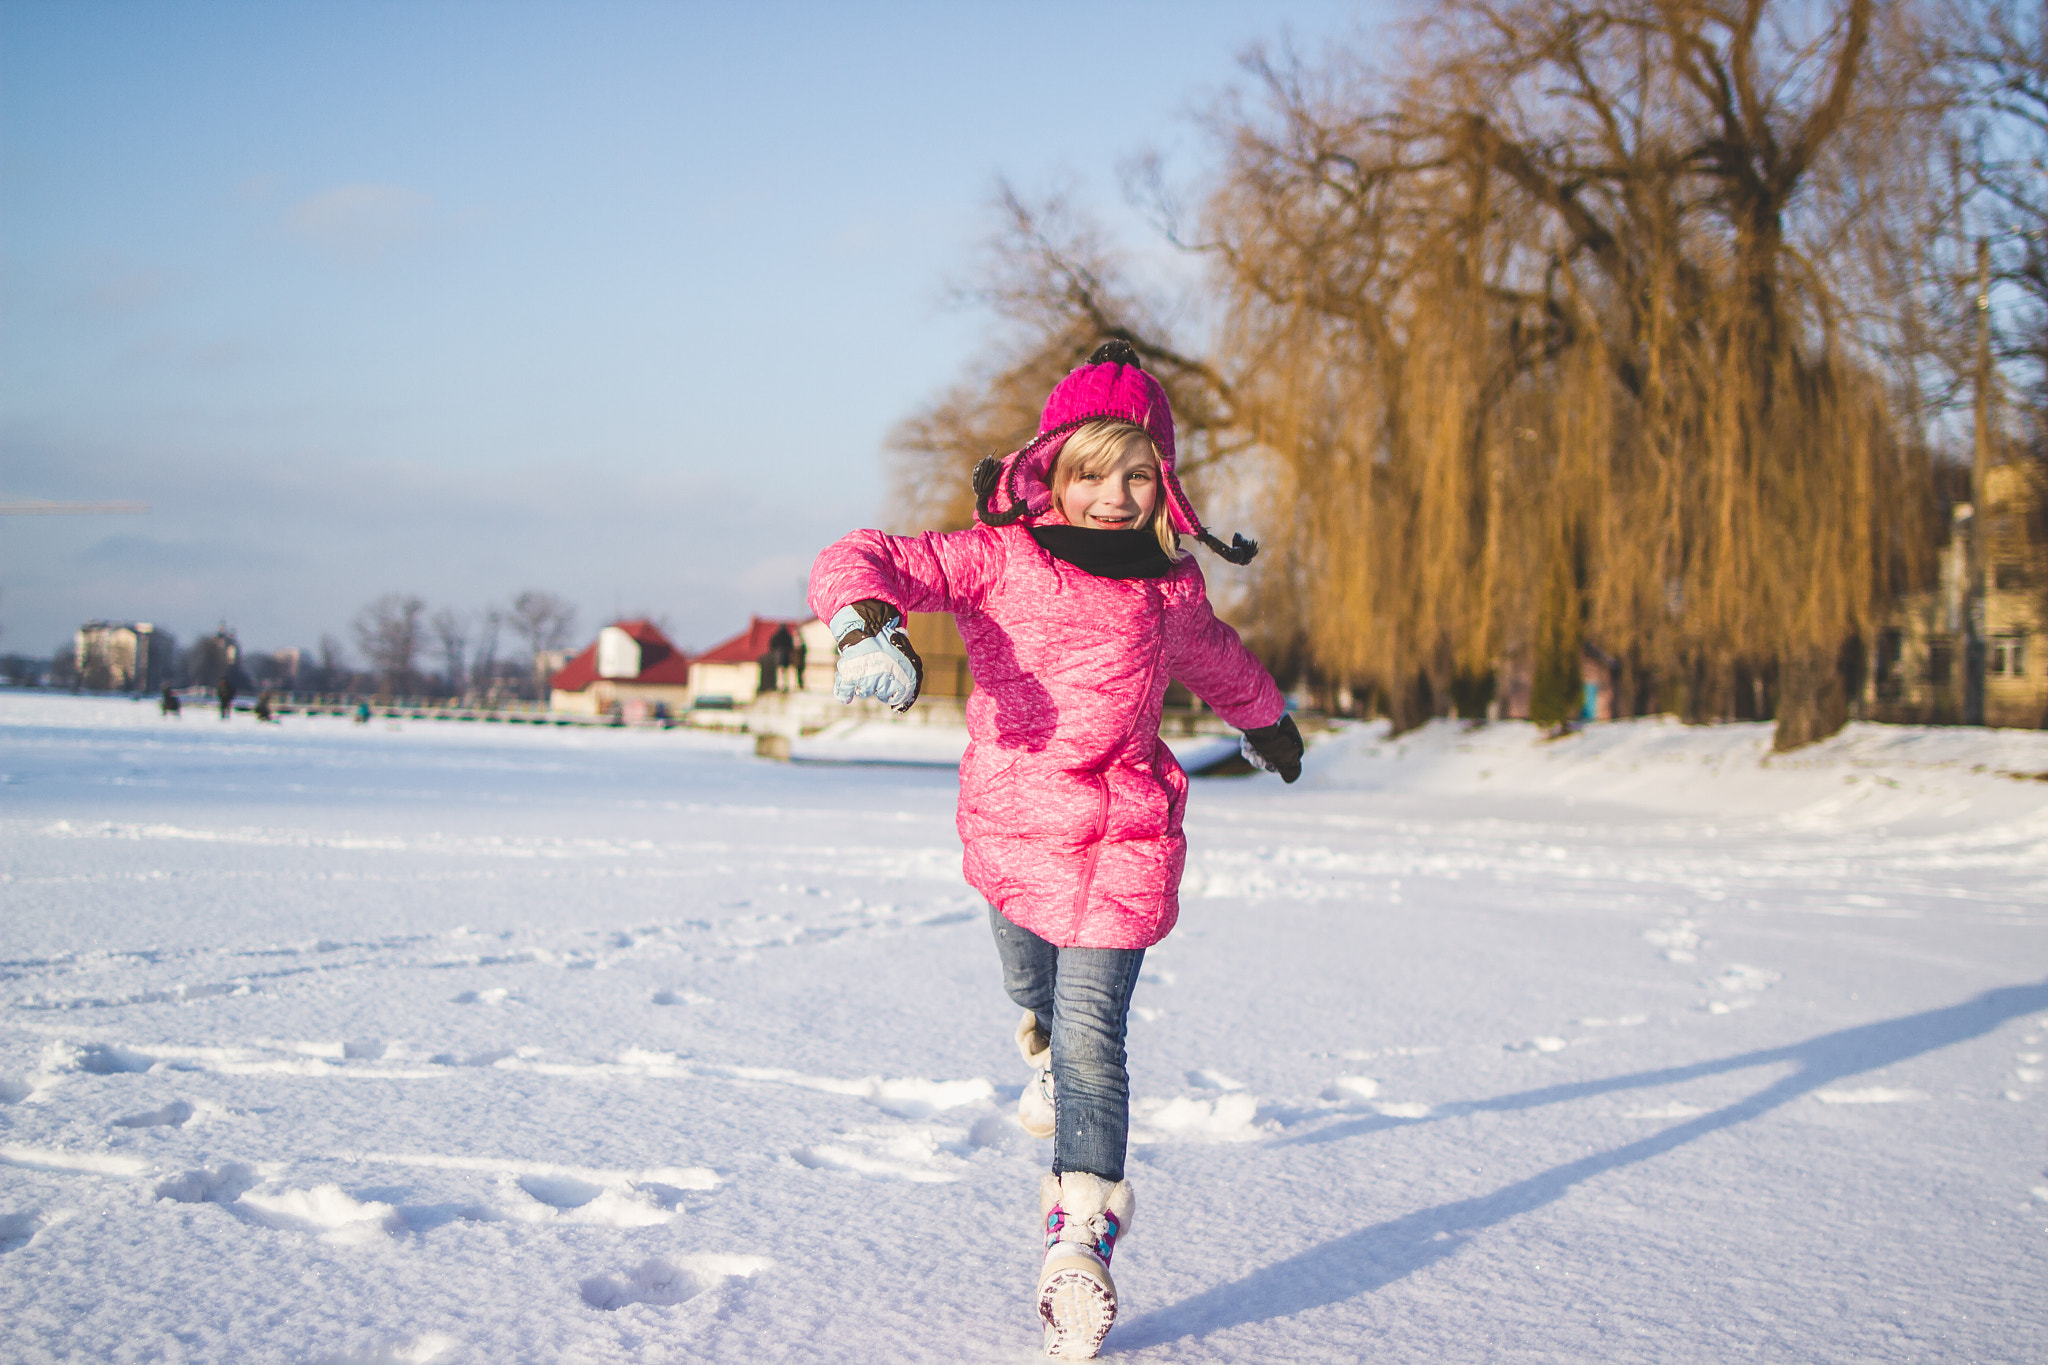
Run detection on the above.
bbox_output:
[1945,1,2048,425]
[354,593,426,696]
[311,634,348,693]
[429,607,469,696]
[183,630,239,691]
[507,590,577,689]
[470,607,504,700]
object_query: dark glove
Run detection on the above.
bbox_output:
[828,599,924,712]
[1240,714,1303,783]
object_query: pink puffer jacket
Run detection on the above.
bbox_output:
[808,522,1284,949]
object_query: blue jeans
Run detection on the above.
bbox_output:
[989,905,1145,1183]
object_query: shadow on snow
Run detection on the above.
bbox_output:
[1113,979,2048,1351]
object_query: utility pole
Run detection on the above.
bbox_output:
[1965,238,1992,728]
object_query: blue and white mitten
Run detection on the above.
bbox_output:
[829,600,924,713]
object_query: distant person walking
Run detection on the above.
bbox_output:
[216,673,236,720]
[254,690,273,724]
[759,623,796,695]
[809,342,1302,1358]
[160,686,181,717]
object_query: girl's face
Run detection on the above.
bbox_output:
[1058,441,1160,531]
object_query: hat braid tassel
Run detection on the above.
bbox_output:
[1196,530,1260,565]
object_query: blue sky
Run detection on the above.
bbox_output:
[2,0,1388,662]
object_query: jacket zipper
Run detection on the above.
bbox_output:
[1065,582,1171,941]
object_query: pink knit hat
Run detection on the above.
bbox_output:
[972,341,1258,564]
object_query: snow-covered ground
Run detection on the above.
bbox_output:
[3,692,2046,1364]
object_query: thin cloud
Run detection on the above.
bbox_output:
[87,269,167,313]
[284,183,436,264]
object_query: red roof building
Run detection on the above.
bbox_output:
[548,619,694,716]
[691,616,810,666]
[687,616,828,709]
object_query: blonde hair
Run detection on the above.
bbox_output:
[1049,421,1183,559]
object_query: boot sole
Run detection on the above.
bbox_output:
[1038,1265,1115,1358]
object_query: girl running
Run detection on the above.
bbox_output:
[809,341,1303,1358]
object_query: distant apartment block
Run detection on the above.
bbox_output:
[1866,462,2046,728]
[75,621,169,692]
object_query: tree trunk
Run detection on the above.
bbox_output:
[1772,648,1850,751]
[1529,549,1582,729]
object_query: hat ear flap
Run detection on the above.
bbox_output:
[973,455,1031,527]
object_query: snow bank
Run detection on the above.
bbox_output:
[1301,715,2048,832]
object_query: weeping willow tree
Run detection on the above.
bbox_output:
[893,0,1960,749]
[1203,0,1944,744]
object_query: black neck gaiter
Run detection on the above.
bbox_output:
[1030,525,1179,580]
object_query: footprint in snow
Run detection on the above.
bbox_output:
[1,1210,55,1254]
[45,1040,156,1075]
[790,1128,971,1183]
[228,1185,406,1244]
[651,989,714,1006]
[113,1099,194,1129]
[517,1173,605,1210]
[1306,1076,1430,1119]
[157,1167,421,1243]
[506,1174,688,1226]
[1644,921,1702,963]
[155,1163,261,1205]
[2012,1022,2046,1096]
[1704,964,1780,1013]
[1130,1093,1267,1143]
[579,1254,771,1311]
[1712,964,1781,992]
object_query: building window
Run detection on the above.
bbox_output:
[1926,638,1953,686]
[1989,636,2027,677]
[1875,630,1904,702]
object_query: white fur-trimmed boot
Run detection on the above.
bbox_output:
[1015,1011,1054,1139]
[1036,1171,1134,1359]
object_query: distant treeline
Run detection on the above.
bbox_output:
[21,588,585,703]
